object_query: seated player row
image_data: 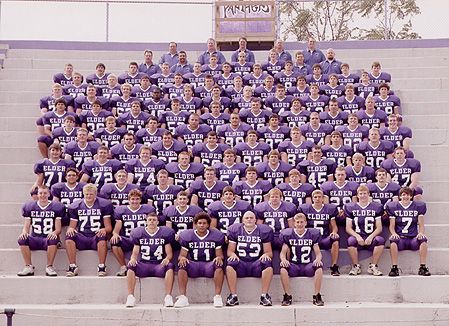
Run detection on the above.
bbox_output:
[41,74,400,120]
[18,184,430,307]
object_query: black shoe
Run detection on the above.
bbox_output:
[226,294,239,306]
[389,265,400,277]
[260,293,272,306]
[313,293,324,306]
[330,264,340,276]
[281,293,292,306]
[418,265,431,276]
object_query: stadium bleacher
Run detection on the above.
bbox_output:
[0,41,448,325]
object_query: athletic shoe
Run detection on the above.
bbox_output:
[66,265,79,277]
[367,263,383,276]
[174,295,189,308]
[45,265,57,277]
[313,293,324,306]
[348,264,361,276]
[17,265,34,277]
[213,295,223,307]
[388,265,400,277]
[116,265,127,277]
[418,265,431,276]
[97,265,107,277]
[281,293,292,306]
[225,294,239,306]
[260,293,272,306]
[164,294,174,307]
[125,294,136,308]
[330,264,340,276]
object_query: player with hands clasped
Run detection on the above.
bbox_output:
[279,213,324,306]
[175,212,226,308]
[125,212,175,308]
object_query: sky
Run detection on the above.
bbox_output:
[0,0,447,42]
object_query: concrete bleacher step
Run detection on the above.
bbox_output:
[402,102,449,115]
[403,115,449,129]
[0,104,39,118]
[410,129,448,145]
[1,247,447,275]
[0,79,52,92]
[397,89,449,102]
[0,148,40,164]
[2,303,449,326]
[1,275,449,305]
[0,91,43,104]
[0,164,34,182]
[0,117,37,131]
[0,132,37,147]
[393,77,449,90]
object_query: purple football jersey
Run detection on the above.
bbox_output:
[68,197,114,236]
[201,64,223,77]
[94,127,127,148]
[356,140,394,169]
[319,84,345,99]
[22,201,65,237]
[278,140,314,166]
[125,158,165,190]
[131,85,156,102]
[162,83,184,100]
[100,85,122,99]
[81,159,123,189]
[162,205,204,233]
[110,143,143,164]
[274,71,301,88]
[243,72,269,88]
[301,95,329,113]
[42,111,77,131]
[74,96,110,113]
[160,110,189,134]
[174,124,211,150]
[179,229,225,261]
[227,223,274,262]
[338,73,360,86]
[337,95,366,113]
[374,95,401,115]
[280,109,310,128]
[233,180,272,207]
[297,159,336,189]
[379,126,412,148]
[319,110,348,127]
[234,141,271,166]
[52,127,78,150]
[262,60,285,76]
[276,182,314,206]
[344,202,384,237]
[354,82,378,99]
[368,72,391,84]
[114,204,156,236]
[202,96,232,113]
[321,144,353,167]
[40,95,74,112]
[305,74,328,86]
[130,226,175,263]
[34,158,76,188]
[135,128,165,146]
[53,73,73,86]
[64,141,100,169]
[165,162,204,189]
[336,125,370,152]
[357,109,387,129]
[151,140,187,164]
[257,125,291,150]
[231,96,253,111]
[298,203,338,237]
[256,161,293,187]
[99,183,138,206]
[367,182,400,206]
[214,73,239,89]
[51,182,86,207]
[287,85,311,99]
[63,83,88,98]
[345,165,376,184]
[381,158,421,188]
[118,72,146,86]
[200,112,230,132]
[264,95,294,115]
[116,111,151,134]
[213,162,247,185]
[254,85,276,101]
[194,86,214,99]
[110,96,140,115]
[183,72,206,89]
[79,110,112,133]
[254,201,297,235]
[280,228,320,264]
[218,123,253,148]
[224,86,244,100]
[191,143,230,167]
[143,98,169,119]
[143,184,183,216]
[320,181,358,210]
[178,96,203,113]
[231,62,253,76]
[208,200,251,234]
[386,201,426,237]
[189,180,228,211]
[239,108,271,130]
[300,123,333,145]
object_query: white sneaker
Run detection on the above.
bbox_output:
[348,264,361,276]
[45,265,57,277]
[368,263,383,276]
[213,295,223,308]
[17,265,34,276]
[174,295,189,308]
[164,294,174,307]
[125,294,136,308]
[116,265,127,277]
